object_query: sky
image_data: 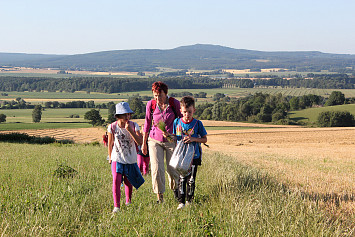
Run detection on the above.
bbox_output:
[0,0,354,55]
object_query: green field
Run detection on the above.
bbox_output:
[289,104,355,124]
[3,88,355,102]
[2,88,355,130]
[0,143,351,236]
[0,108,103,130]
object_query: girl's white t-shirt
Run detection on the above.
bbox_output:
[108,121,140,164]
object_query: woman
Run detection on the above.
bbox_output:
[142,81,182,203]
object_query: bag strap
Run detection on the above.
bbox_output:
[148,97,179,136]
[179,119,198,136]
[168,97,179,119]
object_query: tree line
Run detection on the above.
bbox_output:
[0,74,354,93]
[0,76,222,93]
[194,91,355,125]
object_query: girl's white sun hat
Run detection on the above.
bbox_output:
[115,102,134,115]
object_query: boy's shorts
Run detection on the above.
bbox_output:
[192,157,201,166]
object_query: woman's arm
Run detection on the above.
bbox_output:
[141,131,149,155]
[142,100,153,155]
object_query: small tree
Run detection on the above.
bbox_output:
[0,114,6,123]
[107,104,116,124]
[84,109,104,126]
[128,97,145,119]
[32,105,42,123]
[325,91,345,106]
[289,97,300,110]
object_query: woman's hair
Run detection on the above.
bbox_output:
[152,81,168,94]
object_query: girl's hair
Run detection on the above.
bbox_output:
[115,114,128,119]
[180,96,195,108]
[152,81,168,94]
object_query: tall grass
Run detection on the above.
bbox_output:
[0,143,353,236]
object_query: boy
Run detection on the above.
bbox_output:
[172,96,207,210]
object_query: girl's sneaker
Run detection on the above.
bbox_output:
[125,201,132,206]
[177,203,185,210]
[112,207,120,214]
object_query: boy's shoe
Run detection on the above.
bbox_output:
[185,201,191,206]
[112,207,120,214]
[177,203,185,210]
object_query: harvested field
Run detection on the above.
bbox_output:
[207,127,355,214]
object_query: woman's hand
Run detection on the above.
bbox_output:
[162,131,170,138]
[142,143,148,155]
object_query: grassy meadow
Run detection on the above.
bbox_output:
[289,104,355,124]
[0,142,353,236]
[0,108,97,131]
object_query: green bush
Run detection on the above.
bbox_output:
[0,114,6,123]
[53,163,78,178]
[272,112,285,122]
[317,111,355,127]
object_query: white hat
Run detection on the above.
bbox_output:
[115,102,134,115]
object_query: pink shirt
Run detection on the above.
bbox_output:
[143,98,182,142]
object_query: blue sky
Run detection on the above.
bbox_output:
[0,0,354,55]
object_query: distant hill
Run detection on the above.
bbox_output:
[1,44,355,72]
[0,53,64,65]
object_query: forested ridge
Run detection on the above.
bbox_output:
[1,44,355,72]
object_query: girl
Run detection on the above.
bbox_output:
[108,102,144,213]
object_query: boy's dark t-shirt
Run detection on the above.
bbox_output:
[173,118,207,163]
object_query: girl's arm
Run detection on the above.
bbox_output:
[125,122,143,145]
[107,132,114,164]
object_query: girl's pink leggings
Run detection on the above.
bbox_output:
[137,155,150,175]
[111,161,132,208]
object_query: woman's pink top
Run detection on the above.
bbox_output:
[143,98,182,142]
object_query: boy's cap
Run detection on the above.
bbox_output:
[115,102,134,115]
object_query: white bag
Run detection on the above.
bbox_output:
[169,140,195,176]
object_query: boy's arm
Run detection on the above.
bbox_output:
[183,135,207,144]
[183,120,207,144]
